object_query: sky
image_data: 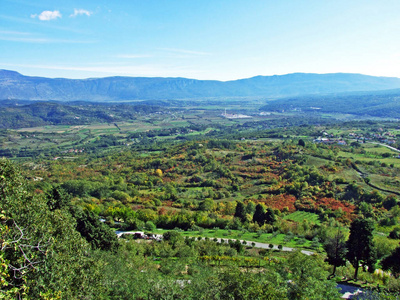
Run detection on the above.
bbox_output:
[1,0,400,81]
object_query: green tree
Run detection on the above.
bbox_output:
[46,186,70,211]
[265,207,277,224]
[111,190,131,203]
[144,220,156,232]
[163,230,184,248]
[0,159,106,298]
[383,195,398,210]
[253,203,266,225]
[381,246,400,278]
[285,251,340,300]
[246,201,256,215]
[389,227,400,239]
[234,201,246,222]
[346,218,377,280]
[323,229,347,278]
[199,198,215,212]
[70,207,120,251]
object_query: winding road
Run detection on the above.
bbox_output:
[366,141,400,153]
[204,237,315,256]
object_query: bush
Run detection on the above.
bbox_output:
[389,227,400,239]
[144,221,156,231]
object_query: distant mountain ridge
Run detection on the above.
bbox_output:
[261,88,400,118]
[1,69,400,101]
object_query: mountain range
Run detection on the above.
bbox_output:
[2,69,400,101]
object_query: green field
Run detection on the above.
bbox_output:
[283,211,321,225]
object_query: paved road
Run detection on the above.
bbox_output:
[210,238,315,255]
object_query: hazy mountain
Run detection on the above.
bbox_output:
[1,69,400,101]
[260,88,400,118]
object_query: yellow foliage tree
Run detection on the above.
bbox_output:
[155,169,163,177]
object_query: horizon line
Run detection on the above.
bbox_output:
[1,68,400,82]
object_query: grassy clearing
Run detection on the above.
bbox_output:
[338,150,400,168]
[283,211,321,225]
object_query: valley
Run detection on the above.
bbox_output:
[2,74,400,299]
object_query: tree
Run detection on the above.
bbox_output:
[381,247,400,278]
[346,218,377,280]
[232,239,244,254]
[111,190,131,203]
[389,227,400,239]
[323,229,347,278]
[0,159,106,298]
[144,221,156,232]
[253,203,266,225]
[298,139,305,147]
[46,186,70,211]
[383,195,398,210]
[285,251,340,300]
[246,201,256,215]
[234,201,246,222]
[70,206,120,252]
[163,230,184,248]
[155,168,163,177]
[199,198,215,212]
[265,207,277,224]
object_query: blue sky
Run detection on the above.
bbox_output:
[1,0,400,80]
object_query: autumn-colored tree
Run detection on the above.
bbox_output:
[155,168,163,177]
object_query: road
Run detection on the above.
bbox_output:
[116,231,315,256]
[210,238,315,256]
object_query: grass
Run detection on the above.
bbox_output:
[283,211,321,225]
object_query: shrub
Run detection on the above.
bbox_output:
[389,227,400,239]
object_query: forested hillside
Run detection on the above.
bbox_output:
[0,101,167,129]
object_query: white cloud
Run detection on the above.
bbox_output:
[70,9,92,17]
[31,10,62,21]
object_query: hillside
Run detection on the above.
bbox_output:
[0,101,167,129]
[260,89,400,118]
[2,69,400,101]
